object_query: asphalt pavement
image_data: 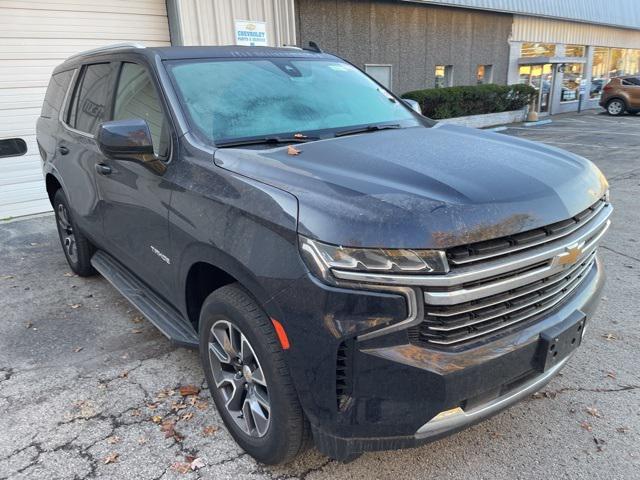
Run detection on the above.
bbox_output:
[1,110,638,479]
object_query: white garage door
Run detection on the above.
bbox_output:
[0,0,171,219]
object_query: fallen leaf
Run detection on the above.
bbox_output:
[104,453,119,464]
[171,462,190,474]
[130,328,143,334]
[106,436,120,445]
[171,401,187,412]
[195,400,208,410]
[131,315,144,324]
[151,415,163,424]
[601,333,617,341]
[146,402,159,410]
[179,385,200,397]
[63,272,75,277]
[119,371,128,379]
[585,407,603,418]
[580,421,593,432]
[190,457,206,470]
[130,409,141,417]
[202,425,219,436]
[138,436,148,445]
[73,346,83,353]
[69,303,82,309]
[616,426,629,433]
[606,371,617,379]
[26,321,33,329]
[0,275,14,280]
[181,412,193,421]
[287,145,301,156]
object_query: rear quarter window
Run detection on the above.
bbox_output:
[41,70,74,119]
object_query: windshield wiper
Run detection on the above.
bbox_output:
[334,124,401,138]
[216,135,319,148]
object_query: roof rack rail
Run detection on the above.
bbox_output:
[66,42,146,61]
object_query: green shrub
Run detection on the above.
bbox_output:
[402,83,537,120]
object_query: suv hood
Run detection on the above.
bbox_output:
[213,124,607,249]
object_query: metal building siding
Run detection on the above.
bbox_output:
[512,15,640,49]
[0,0,170,219]
[401,0,640,30]
[172,0,296,47]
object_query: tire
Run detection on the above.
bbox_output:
[52,189,96,277]
[198,284,309,464]
[606,98,626,116]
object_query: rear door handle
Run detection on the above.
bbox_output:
[95,163,112,175]
[58,146,69,155]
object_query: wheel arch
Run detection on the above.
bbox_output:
[180,244,284,333]
[45,173,63,206]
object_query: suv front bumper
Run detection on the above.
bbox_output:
[270,257,604,461]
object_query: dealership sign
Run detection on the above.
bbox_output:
[235,20,268,46]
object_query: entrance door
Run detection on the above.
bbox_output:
[519,64,554,115]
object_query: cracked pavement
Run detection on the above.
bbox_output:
[1,111,639,479]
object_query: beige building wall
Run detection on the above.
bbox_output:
[171,0,296,47]
[512,15,640,49]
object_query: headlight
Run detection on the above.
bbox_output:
[299,236,449,281]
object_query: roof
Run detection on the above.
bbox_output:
[59,44,334,69]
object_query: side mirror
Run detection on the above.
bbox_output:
[97,119,154,163]
[403,98,422,115]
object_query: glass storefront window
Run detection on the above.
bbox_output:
[521,43,556,57]
[624,49,640,75]
[561,63,583,102]
[591,47,610,98]
[610,48,625,77]
[565,45,586,57]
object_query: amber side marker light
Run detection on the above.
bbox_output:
[271,318,290,350]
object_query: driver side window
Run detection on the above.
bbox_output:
[113,62,170,159]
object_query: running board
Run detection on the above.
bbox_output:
[91,251,199,349]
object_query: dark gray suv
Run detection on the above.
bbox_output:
[36,43,611,464]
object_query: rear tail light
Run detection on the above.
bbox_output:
[603,84,613,91]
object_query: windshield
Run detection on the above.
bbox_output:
[166,57,422,144]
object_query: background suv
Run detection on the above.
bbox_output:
[37,43,611,464]
[600,76,640,115]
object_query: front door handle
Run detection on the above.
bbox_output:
[58,146,69,155]
[95,163,112,175]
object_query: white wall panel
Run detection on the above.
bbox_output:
[172,0,296,47]
[0,0,171,219]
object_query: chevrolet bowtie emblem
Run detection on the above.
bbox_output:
[553,242,586,267]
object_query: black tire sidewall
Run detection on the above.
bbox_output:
[52,189,95,276]
[198,286,304,464]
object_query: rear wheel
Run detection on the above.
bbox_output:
[606,98,626,116]
[53,189,96,276]
[198,284,309,464]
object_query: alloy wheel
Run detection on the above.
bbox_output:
[608,100,623,115]
[208,320,271,437]
[57,203,78,263]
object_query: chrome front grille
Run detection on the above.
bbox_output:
[415,198,611,346]
[333,198,611,345]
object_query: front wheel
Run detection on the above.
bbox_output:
[199,284,309,464]
[606,98,626,116]
[53,189,96,276]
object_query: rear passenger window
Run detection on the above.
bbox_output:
[622,78,640,86]
[42,70,74,119]
[67,63,111,135]
[113,63,169,158]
